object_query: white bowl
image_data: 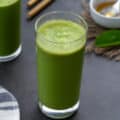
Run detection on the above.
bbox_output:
[89,0,120,28]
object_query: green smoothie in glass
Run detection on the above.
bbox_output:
[35,12,87,119]
[0,0,21,62]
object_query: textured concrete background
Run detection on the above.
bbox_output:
[0,0,120,120]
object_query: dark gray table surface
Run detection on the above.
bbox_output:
[0,0,120,120]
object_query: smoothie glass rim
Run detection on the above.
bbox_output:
[35,11,88,44]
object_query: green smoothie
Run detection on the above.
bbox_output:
[0,0,20,56]
[36,20,86,109]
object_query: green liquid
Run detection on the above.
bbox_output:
[0,0,18,6]
[36,20,86,109]
[0,0,20,56]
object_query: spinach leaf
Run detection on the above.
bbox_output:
[95,30,120,47]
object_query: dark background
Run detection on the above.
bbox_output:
[0,0,120,120]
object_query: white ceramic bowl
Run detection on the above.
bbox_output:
[89,0,120,28]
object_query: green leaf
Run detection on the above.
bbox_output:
[95,30,120,48]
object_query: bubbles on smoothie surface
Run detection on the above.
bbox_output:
[0,0,18,6]
[38,20,85,43]
[37,20,86,54]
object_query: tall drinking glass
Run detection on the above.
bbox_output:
[0,0,21,62]
[35,11,87,119]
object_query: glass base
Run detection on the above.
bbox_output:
[38,101,80,119]
[0,45,22,62]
